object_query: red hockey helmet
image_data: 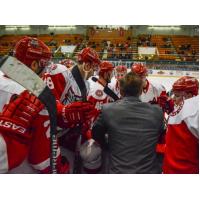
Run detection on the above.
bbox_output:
[99,61,114,76]
[114,65,127,79]
[59,59,74,68]
[14,36,52,68]
[172,76,199,96]
[77,47,100,65]
[131,63,148,76]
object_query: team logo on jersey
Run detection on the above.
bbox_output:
[95,90,103,97]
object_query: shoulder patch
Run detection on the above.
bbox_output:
[95,89,103,97]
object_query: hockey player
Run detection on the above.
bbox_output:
[163,76,199,173]
[0,36,67,173]
[87,61,117,110]
[82,61,119,173]
[131,63,166,104]
[109,65,127,98]
[59,59,74,69]
[43,47,100,105]
[43,47,101,173]
[131,63,174,164]
[0,37,95,173]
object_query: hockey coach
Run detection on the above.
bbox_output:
[92,72,165,174]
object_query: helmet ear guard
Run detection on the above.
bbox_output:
[82,63,93,73]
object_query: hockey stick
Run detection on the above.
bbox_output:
[0,56,58,174]
[71,65,87,174]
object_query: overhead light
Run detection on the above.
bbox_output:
[5,25,30,30]
[148,26,181,30]
[48,26,76,30]
[5,25,17,30]
[96,25,130,30]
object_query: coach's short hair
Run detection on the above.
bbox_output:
[119,72,143,97]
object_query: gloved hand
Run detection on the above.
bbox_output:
[157,91,174,114]
[0,90,44,143]
[57,101,99,128]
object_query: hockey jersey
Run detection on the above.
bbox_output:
[163,95,199,174]
[87,76,114,110]
[0,75,25,112]
[140,79,166,103]
[109,76,121,99]
[0,71,61,173]
[43,64,90,104]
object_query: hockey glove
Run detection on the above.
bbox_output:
[157,91,174,114]
[0,90,44,143]
[57,101,98,128]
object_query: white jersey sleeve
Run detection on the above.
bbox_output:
[140,80,166,103]
[0,75,25,112]
[169,95,199,139]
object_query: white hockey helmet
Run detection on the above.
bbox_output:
[80,139,102,173]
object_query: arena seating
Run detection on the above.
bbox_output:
[0,32,198,62]
[0,34,84,56]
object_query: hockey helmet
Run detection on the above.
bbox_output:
[172,76,199,96]
[80,139,102,173]
[131,63,148,77]
[114,65,127,80]
[14,36,51,68]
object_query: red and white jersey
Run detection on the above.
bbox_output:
[0,74,61,173]
[140,79,166,103]
[163,95,199,174]
[87,76,111,110]
[43,64,90,105]
[0,75,25,112]
[109,77,121,99]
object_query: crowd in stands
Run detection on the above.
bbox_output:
[137,35,156,47]
[0,33,199,62]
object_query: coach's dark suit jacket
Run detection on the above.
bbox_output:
[92,96,164,174]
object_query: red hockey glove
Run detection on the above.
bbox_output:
[0,90,44,143]
[157,91,174,114]
[57,101,98,128]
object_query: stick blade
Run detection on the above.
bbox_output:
[0,56,46,97]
